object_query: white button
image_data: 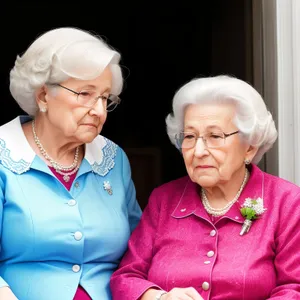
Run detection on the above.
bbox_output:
[68,199,77,206]
[235,216,240,220]
[74,182,80,188]
[210,230,216,236]
[207,250,215,257]
[74,231,83,241]
[202,281,210,291]
[204,261,211,264]
[72,265,80,272]
[180,208,186,212]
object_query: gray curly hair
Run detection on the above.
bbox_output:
[9,27,123,116]
[165,75,278,164]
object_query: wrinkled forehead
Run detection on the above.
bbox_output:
[183,102,237,130]
[60,68,113,91]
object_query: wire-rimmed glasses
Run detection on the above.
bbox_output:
[51,84,121,112]
[175,130,239,149]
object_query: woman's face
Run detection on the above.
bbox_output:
[182,102,255,188]
[42,67,112,144]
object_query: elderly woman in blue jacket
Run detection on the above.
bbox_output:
[0,27,142,300]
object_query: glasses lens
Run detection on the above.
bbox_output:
[176,132,197,149]
[77,90,121,110]
[77,90,97,107]
[205,132,225,148]
[106,95,121,112]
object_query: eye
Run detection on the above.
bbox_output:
[183,133,196,140]
[100,95,109,101]
[79,90,96,98]
[209,132,223,139]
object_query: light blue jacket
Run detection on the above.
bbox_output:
[0,116,142,300]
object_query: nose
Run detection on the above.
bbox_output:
[194,137,209,157]
[88,99,106,117]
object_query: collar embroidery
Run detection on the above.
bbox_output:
[0,138,31,174]
[90,138,117,176]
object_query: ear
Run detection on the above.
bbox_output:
[35,85,48,107]
[245,145,259,164]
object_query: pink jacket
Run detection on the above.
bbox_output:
[110,165,300,299]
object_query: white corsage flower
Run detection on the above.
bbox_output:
[240,197,266,235]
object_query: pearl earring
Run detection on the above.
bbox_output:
[40,107,47,113]
[244,159,251,165]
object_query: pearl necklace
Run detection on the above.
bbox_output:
[201,168,249,216]
[32,119,80,182]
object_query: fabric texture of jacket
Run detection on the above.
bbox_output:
[110,164,300,300]
[0,116,142,300]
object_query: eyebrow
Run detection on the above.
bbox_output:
[205,125,223,131]
[184,125,223,131]
[80,85,111,93]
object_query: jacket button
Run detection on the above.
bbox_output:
[202,282,210,290]
[207,250,215,257]
[210,230,216,236]
[72,265,80,272]
[74,231,83,241]
[68,199,77,206]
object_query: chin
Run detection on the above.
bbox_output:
[193,176,218,188]
[80,133,98,144]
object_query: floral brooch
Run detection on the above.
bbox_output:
[240,197,266,235]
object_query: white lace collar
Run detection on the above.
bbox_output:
[0,116,117,176]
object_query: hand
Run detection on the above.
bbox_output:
[161,287,204,300]
[0,286,18,299]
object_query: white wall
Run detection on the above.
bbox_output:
[253,0,300,185]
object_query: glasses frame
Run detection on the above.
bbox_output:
[50,84,121,111]
[176,130,239,149]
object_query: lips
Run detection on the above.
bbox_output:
[82,123,98,128]
[196,165,214,169]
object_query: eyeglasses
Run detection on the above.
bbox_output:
[175,130,239,149]
[52,84,121,111]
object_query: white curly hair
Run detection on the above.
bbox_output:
[165,75,278,164]
[9,27,123,116]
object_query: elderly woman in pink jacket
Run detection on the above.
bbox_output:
[110,75,300,300]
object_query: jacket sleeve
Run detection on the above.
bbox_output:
[110,187,162,300]
[0,173,9,288]
[120,148,142,233]
[268,191,300,298]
